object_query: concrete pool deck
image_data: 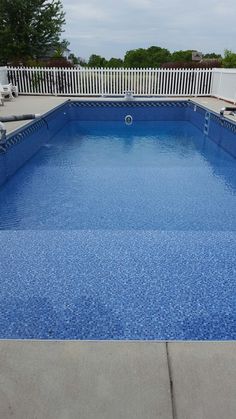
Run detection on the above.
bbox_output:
[1,95,236,418]
[1,341,236,419]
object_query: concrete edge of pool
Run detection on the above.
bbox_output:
[0,340,236,419]
[1,95,236,418]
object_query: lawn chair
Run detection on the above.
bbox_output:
[9,83,19,97]
[0,83,14,100]
[0,68,18,98]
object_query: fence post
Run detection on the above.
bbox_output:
[148,68,152,96]
[101,68,104,96]
[217,70,223,99]
[53,67,57,96]
[194,69,199,96]
[209,69,213,96]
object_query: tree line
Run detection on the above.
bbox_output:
[71,48,236,69]
[84,48,226,68]
[0,0,236,69]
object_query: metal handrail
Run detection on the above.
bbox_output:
[220,107,236,117]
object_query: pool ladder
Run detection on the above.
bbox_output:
[204,111,210,135]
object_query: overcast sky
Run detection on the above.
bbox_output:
[62,0,236,60]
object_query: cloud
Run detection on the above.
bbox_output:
[62,0,236,59]
[126,0,153,9]
[65,2,111,22]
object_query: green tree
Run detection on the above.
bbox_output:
[146,46,171,67]
[222,50,236,68]
[171,50,193,62]
[88,54,107,67]
[0,0,66,64]
[124,46,171,68]
[203,53,222,59]
[124,48,148,68]
[106,58,123,68]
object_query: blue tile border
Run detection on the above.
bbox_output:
[222,119,236,133]
[0,119,46,154]
[69,100,189,108]
[4,119,46,151]
[210,113,236,133]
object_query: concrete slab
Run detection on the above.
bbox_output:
[0,95,68,134]
[0,341,172,419]
[168,342,236,419]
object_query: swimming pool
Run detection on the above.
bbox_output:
[0,100,236,339]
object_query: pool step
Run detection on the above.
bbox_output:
[204,111,210,135]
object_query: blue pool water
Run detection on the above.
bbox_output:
[0,117,236,339]
[1,121,236,231]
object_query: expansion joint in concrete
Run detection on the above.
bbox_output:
[166,342,177,419]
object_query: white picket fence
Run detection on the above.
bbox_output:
[7,67,213,97]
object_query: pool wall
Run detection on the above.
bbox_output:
[0,99,236,187]
[187,102,236,158]
[68,100,189,121]
[0,102,69,186]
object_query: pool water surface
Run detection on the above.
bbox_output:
[0,119,236,339]
[1,121,236,231]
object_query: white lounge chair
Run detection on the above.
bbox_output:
[0,69,18,98]
[9,83,19,97]
[0,83,14,100]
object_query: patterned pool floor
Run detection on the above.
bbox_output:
[1,230,236,339]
